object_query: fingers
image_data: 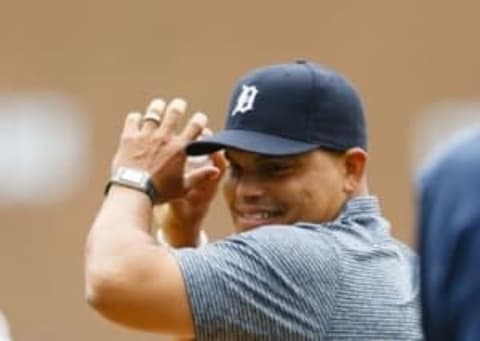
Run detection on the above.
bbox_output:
[156,98,187,136]
[201,127,213,137]
[180,112,208,142]
[122,112,142,137]
[186,155,213,173]
[184,128,214,172]
[184,166,220,190]
[132,97,207,142]
[141,98,166,134]
[211,150,228,174]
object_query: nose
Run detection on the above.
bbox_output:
[235,174,264,202]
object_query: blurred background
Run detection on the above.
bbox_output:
[1,1,479,340]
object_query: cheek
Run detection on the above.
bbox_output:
[222,178,235,207]
[294,174,339,211]
[295,187,317,213]
[272,180,310,209]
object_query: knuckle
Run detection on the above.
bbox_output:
[152,134,171,146]
[171,138,184,149]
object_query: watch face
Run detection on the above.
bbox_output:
[109,167,155,202]
[117,168,148,186]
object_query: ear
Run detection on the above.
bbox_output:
[342,147,367,195]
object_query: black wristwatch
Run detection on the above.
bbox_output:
[105,167,157,204]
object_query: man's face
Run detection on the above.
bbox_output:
[223,149,349,232]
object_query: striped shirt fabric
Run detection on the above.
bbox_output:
[173,196,423,340]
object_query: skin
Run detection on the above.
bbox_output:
[223,148,365,232]
[85,97,368,338]
[152,145,228,247]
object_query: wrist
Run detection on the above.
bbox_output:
[152,204,206,247]
[105,167,157,204]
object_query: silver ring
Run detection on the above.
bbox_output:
[142,112,161,125]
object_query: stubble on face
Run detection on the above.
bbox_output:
[222,149,348,232]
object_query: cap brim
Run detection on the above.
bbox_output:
[186,130,319,156]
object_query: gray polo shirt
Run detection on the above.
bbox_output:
[174,196,422,340]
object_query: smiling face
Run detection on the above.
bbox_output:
[223,148,361,232]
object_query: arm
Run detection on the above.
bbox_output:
[153,204,201,247]
[85,98,219,337]
[85,186,193,335]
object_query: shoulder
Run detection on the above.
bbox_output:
[418,129,480,195]
[236,223,334,241]
[213,224,342,278]
[227,224,340,255]
[172,224,342,339]
[174,224,341,279]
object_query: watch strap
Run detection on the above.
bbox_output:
[104,167,157,204]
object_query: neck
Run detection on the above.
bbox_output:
[351,177,369,198]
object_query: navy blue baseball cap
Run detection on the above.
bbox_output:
[186,60,367,156]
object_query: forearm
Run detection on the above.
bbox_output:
[84,98,208,336]
[88,185,151,248]
[85,186,165,300]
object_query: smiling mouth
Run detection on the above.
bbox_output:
[239,211,278,219]
[234,209,283,229]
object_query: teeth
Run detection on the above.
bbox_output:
[242,212,273,220]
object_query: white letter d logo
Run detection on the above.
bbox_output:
[231,85,259,116]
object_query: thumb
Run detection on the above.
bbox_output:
[184,166,220,190]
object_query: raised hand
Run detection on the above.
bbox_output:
[111,98,219,204]
[153,130,228,246]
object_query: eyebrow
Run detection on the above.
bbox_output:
[256,155,298,164]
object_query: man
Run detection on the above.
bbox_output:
[418,129,480,341]
[85,61,422,339]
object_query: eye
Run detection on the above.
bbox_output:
[228,163,243,177]
[262,163,293,175]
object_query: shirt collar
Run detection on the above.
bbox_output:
[338,195,381,218]
[294,195,382,229]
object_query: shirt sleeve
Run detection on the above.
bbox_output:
[172,225,339,340]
